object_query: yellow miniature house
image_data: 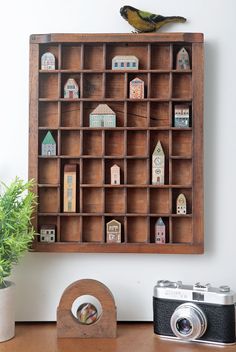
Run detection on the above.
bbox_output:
[63,164,77,212]
[152,141,165,185]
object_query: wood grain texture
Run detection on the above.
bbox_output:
[2,322,236,352]
[29,33,204,253]
[57,279,116,338]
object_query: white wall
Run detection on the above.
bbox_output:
[0,0,235,321]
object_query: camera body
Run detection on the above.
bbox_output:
[153,280,236,345]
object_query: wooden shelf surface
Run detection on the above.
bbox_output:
[3,322,234,352]
[30,33,204,253]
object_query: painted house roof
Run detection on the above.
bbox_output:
[156,217,165,226]
[112,55,138,61]
[153,140,164,156]
[42,131,56,145]
[130,77,144,83]
[111,164,120,170]
[91,104,115,115]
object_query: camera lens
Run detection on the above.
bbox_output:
[176,318,192,335]
[170,303,207,341]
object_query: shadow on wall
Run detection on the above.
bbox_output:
[204,41,219,256]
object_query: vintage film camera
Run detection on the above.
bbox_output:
[153,280,236,345]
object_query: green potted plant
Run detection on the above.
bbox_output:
[0,178,36,342]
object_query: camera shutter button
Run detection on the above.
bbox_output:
[219,285,230,292]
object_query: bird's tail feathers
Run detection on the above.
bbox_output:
[165,16,186,23]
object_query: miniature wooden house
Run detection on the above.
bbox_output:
[174,105,190,128]
[64,78,79,99]
[106,219,121,243]
[41,52,56,70]
[63,164,77,212]
[112,55,139,70]
[176,193,187,214]
[152,141,165,185]
[111,164,120,185]
[155,218,166,244]
[176,47,190,70]
[129,77,144,99]
[40,225,56,243]
[41,131,56,156]
[89,104,116,127]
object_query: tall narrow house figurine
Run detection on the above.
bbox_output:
[41,131,56,156]
[41,52,56,70]
[129,77,144,99]
[111,164,120,185]
[106,219,121,243]
[64,164,77,212]
[176,193,187,214]
[64,78,79,99]
[176,47,190,70]
[174,105,190,127]
[155,218,166,244]
[152,141,165,185]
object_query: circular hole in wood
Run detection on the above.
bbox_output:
[71,295,102,325]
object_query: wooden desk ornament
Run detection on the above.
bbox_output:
[57,279,117,338]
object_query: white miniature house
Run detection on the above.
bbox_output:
[152,141,165,185]
[41,52,56,70]
[112,55,139,70]
[176,193,187,214]
[111,164,120,185]
[89,104,116,127]
[106,219,121,243]
[64,78,79,99]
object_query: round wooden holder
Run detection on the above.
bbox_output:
[57,279,117,338]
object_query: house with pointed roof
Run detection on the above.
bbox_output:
[64,78,79,99]
[155,217,166,244]
[41,131,56,156]
[89,104,116,127]
[106,219,121,243]
[176,47,190,70]
[152,140,165,185]
[111,164,120,185]
[129,77,144,99]
[176,193,187,214]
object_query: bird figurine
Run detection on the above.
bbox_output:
[120,5,186,33]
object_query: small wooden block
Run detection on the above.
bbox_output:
[155,217,166,244]
[64,78,79,99]
[112,55,138,70]
[106,220,121,243]
[57,279,117,338]
[111,164,120,185]
[176,193,187,214]
[63,164,77,212]
[129,77,144,99]
[152,141,165,185]
[174,104,190,128]
[41,52,55,70]
[176,47,190,70]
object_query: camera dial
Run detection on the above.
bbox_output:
[170,303,207,341]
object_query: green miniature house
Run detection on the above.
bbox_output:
[41,131,56,156]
